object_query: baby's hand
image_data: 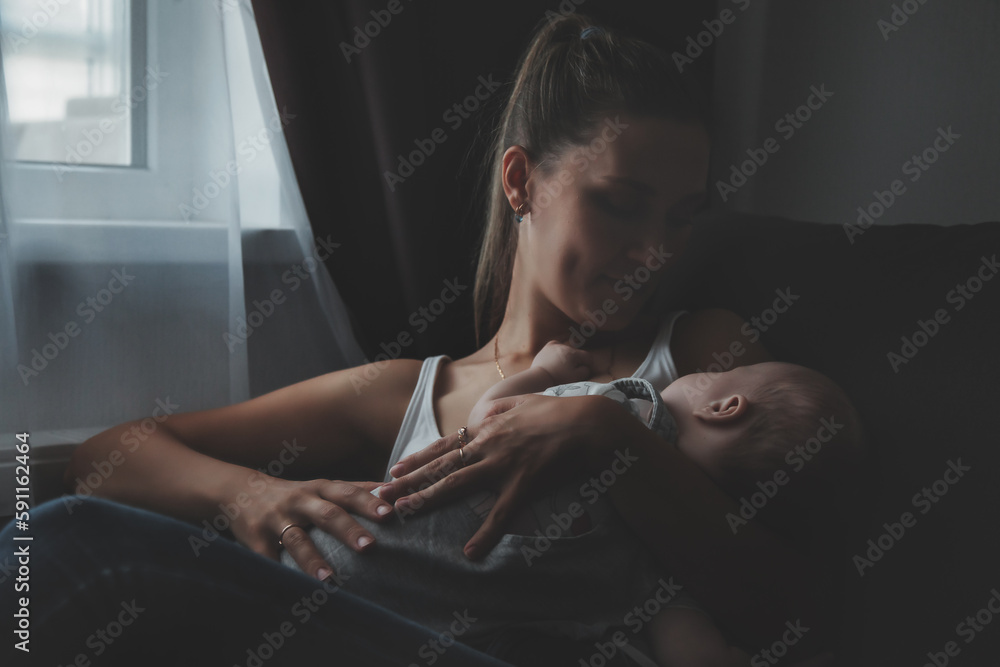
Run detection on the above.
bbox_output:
[530,340,592,385]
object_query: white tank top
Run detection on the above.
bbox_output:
[383,309,688,479]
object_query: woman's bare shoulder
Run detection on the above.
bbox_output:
[346,357,426,437]
[670,308,773,375]
[346,357,425,394]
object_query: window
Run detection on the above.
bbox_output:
[1,0,143,167]
[0,0,284,228]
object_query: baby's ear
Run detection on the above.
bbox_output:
[693,394,748,422]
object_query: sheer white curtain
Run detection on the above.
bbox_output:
[0,0,364,510]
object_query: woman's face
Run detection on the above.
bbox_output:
[513,114,710,329]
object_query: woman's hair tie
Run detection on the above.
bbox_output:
[580,26,604,40]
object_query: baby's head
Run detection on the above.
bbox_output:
[660,361,865,535]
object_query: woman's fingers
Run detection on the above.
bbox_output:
[388,432,461,481]
[382,431,472,503]
[236,479,390,582]
[313,480,393,534]
[273,522,339,582]
[464,485,520,560]
[386,440,492,514]
[276,480,391,581]
[350,480,382,493]
[391,465,482,516]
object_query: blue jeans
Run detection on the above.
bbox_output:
[0,495,513,667]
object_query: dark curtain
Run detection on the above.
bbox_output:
[250,0,717,362]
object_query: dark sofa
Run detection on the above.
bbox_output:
[663,212,1000,664]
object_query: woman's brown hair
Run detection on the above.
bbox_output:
[472,13,712,346]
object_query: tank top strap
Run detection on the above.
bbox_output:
[631,309,688,390]
[382,354,450,481]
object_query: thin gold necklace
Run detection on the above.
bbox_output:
[493,328,615,381]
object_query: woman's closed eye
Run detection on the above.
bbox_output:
[664,201,709,227]
[664,211,696,227]
[595,193,644,220]
[592,189,706,227]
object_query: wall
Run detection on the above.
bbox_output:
[710,0,1000,226]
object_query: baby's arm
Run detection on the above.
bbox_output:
[647,607,750,667]
[466,340,592,428]
[467,366,559,427]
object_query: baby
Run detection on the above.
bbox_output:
[467,339,863,666]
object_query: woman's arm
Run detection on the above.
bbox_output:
[64,359,422,574]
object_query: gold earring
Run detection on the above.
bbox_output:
[514,202,529,222]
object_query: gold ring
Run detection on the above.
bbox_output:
[457,426,468,467]
[278,523,302,547]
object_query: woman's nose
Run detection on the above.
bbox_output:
[625,245,674,278]
[625,227,685,270]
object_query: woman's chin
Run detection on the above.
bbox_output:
[568,304,635,340]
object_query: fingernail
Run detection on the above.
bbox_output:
[464,544,479,560]
[376,504,391,516]
[395,497,410,509]
[316,568,332,581]
[357,535,374,549]
[389,464,403,477]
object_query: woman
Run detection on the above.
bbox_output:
[8,14,832,666]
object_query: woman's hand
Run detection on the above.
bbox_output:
[227,475,394,581]
[378,393,615,559]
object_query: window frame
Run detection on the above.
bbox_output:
[3,0,229,223]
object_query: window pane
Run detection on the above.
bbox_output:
[1,0,132,165]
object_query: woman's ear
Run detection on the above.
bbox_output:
[693,394,748,423]
[501,145,532,207]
